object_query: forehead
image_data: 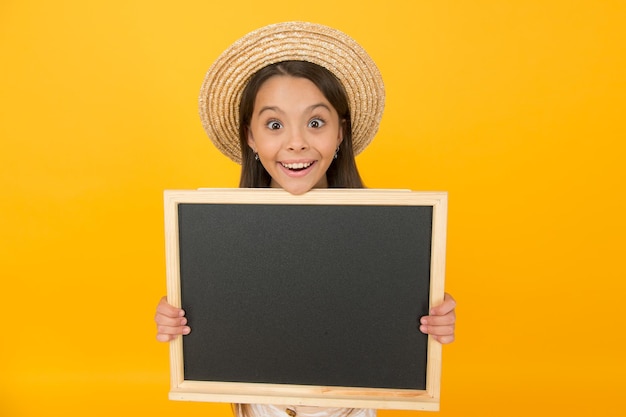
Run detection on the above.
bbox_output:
[254,75,329,106]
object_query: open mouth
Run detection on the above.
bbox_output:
[281,161,314,171]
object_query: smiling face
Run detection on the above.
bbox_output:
[246,75,344,195]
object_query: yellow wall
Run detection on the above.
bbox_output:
[2,1,624,416]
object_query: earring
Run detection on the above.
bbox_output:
[333,146,340,160]
[254,152,260,161]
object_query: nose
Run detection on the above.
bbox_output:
[286,126,308,151]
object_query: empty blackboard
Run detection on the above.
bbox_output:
[164,189,447,410]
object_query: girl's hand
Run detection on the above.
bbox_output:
[419,293,456,344]
[154,296,191,342]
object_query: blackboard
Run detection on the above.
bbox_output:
[164,189,447,410]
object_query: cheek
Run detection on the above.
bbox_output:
[322,131,342,154]
[323,142,338,157]
[255,138,279,155]
[248,126,269,151]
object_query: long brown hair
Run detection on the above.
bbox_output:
[238,61,364,189]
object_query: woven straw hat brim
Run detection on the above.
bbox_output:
[199,21,385,164]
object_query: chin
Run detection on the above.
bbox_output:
[272,173,328,196]
[273,179,317,196]
[281,185,313,196]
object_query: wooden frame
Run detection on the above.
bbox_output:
[164,188,447,411]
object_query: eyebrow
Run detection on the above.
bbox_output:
[257,102,332,116]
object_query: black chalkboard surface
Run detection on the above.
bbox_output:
[164,189,447,411]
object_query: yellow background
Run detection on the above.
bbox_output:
[2,1,624,416]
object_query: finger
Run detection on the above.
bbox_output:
[430,293,456,316]
[420,322,455,336]
[156,324,191,341]
[155,313,188,328]
[156,333,177,343]
[156,296,185,318]
[432,334,455,345]
[420,309,456,327]
[419,323,455,341]
[156,332,186,343]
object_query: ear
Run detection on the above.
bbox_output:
[338,119,346,146]
[246,126,256,152]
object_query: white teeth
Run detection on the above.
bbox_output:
[282,162,312,170]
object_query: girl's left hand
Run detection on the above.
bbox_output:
[419,292,456,344]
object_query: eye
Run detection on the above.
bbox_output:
[266,120,283,130]
[308,118,326,128]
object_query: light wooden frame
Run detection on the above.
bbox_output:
[163,188,447,411]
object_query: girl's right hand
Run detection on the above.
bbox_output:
[154,296,191,342]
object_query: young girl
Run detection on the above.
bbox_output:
[155,22,456,417]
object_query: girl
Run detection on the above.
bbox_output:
[155,22,456,417]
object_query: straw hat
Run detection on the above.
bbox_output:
[199,21,385,164]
